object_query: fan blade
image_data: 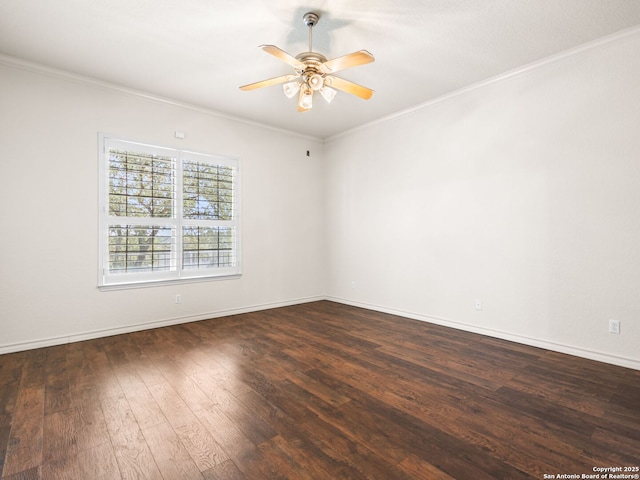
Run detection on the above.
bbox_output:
[260,45,304,69]
[321,50,374,74]
[239,74,296,91]
[325,76,374,100]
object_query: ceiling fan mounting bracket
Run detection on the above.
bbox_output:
[303,12,320,27]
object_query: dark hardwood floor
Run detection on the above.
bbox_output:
[1,301,638,479]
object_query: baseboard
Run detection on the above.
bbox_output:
[326,296,640,371]
[4,294,638,371]
[0,295,325,355]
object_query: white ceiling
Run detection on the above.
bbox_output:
[2,0,640,139]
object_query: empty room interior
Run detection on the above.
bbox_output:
[1,1,639,479]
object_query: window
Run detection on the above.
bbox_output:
[98,135,240,287]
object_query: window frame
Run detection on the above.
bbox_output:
[98,134,241,289]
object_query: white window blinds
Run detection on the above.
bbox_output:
[99,136,240,287]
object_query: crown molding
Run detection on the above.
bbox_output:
[0,53,324,144]
[325,25,640,143]
[3,23,639,144]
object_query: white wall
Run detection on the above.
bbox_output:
[324,30,640,369]
[2,29,639,370]
[0,62,326,352]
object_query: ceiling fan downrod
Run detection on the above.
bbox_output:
[303,12,319,52]
[295,12,328,85]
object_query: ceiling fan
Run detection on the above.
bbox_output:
[239,12,375,112]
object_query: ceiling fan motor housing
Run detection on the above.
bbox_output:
[294,52,328,89]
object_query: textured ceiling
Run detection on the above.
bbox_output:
[2,0,640,139]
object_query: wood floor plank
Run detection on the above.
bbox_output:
[142,421,204,480]
[267,420,366,480]
[240,434,317,480]
[42,409,78,465]
[101,394,162,480]
[283,368,351,408]
[117,342,167,390]
[0,301,638,479]
[189,371,242,409]
[2,349,46,478]
[191,361,253,397]
[2,466,41,480]
[41,455,80,480]
[73,388,111,451]
[0,424,11,479]
[194,404,255,462]
[0,353,26,389]
[215,391,277,446]
[0,354,25,414]
[397,454,457,480]
[110,364,166,431]
[170,374,216,413]
[148,381,229,471]
[450,411,579,477]
[234,388,299,440]
[75,443,121,480]
[0,369,20,479]
[201,459,246,480]
[295,414,413,480]
[82,345,124,400]
[43,346,71,416]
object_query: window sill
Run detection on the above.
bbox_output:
[98,273,242,291]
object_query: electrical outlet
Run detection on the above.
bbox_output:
[608,319,620,334]
[351,281,356,289]
[475,299,482,310]
[175,294,182,304]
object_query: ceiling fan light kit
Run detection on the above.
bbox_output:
[240,11,375,112]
